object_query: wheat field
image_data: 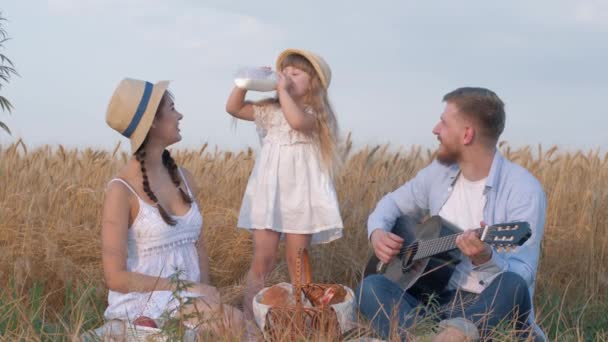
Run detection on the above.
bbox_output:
[0,137,607,341]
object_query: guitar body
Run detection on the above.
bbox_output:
[364,216,463,298]
[364,215,531,300]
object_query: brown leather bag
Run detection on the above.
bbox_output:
[264,248,344,341]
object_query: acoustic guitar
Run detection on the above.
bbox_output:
[364,216,531,297]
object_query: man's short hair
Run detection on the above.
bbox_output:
[443,87,506,141]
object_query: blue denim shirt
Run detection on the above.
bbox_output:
[367,151,547,330]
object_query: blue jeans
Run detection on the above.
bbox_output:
[356,272,533,340]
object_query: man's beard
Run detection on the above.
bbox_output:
[436,144,460,165]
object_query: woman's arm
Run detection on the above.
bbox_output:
[101,182,175,293]
[180,168,211,284]
[196,239,211,284]
[225,87,255,121]
[276,73,316,132]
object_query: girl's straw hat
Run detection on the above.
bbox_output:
[106,78,170,153]
[276,49,331,89]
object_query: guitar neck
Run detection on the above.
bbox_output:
[411,227,484,261]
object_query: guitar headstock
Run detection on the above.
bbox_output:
[482,222,531,252]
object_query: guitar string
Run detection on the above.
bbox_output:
[398,227,484,260]
[392,223,527,264]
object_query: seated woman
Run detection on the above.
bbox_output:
[101,78,243,337]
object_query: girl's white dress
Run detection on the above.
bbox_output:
[104,170,204,322]
[237,103,343,245]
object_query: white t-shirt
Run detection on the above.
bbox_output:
[438,173,487,293]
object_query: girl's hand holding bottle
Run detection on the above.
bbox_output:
[276,71,293,95]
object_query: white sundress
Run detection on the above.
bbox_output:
[104,169,204,322]
[237,103,344,245]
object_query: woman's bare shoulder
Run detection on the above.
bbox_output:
[107,160,140,194]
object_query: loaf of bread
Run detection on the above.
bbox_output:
[325,285,347,305]
[305,285,348,307]
[260,284,293,307]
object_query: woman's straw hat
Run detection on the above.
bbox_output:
[276,49,331,89]
[106,78,170,153]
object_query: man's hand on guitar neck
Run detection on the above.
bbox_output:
[370,229,404,264]
[456,221,493,266]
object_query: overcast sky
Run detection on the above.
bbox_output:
[1,0,607,152]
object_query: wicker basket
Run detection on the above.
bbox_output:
[261,248,350,341]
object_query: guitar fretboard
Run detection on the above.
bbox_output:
[411,227,484,261]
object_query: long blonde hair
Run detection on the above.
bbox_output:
[278,54,341,177]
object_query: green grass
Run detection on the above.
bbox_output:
[0,275,605,341]
[0,278,105,340]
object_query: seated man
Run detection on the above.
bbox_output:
[356,87,546,341]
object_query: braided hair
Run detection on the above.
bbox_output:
[135,147,193,226]
[134,92,193,226]
[162,149,193,205]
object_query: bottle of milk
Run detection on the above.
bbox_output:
[234,67,278,92]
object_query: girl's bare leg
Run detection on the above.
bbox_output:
[284,233,312,284]
[243,229,281,319]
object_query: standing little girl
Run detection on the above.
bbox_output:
[225,49,344,317]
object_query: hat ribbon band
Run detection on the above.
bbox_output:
[122,81,153,138]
